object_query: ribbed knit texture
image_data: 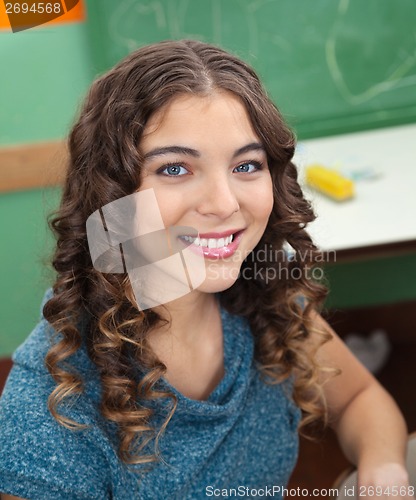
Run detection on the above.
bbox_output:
[0,290,301,499]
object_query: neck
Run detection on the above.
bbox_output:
[149,290,219,346]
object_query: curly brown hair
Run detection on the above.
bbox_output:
[43,39,330,466]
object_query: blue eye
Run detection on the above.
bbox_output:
[234,161,262,173]
[160,164,188,176]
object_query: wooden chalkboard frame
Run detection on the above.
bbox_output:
[0,142,67,193]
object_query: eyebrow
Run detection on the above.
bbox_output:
[143,142,265,160]
[233,142,265,158]
[143,146,200,159]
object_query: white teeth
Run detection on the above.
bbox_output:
[225,234,234,245]
[182,234,235,248]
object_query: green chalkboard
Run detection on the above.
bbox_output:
[85,0,416,138]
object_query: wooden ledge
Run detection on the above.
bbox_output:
[0,140,67,193]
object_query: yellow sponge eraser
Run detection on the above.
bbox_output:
[305,165,355,201]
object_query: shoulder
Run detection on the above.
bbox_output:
[11,288,98,394]
[11,287,54,371]
[0,363,112,499]
[0,290,112,499]
[5,288,101,415]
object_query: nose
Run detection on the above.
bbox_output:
[196,173,240,219]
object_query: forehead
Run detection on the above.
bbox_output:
[140,92,260,150]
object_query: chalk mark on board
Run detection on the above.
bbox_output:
[326,0,416,105]
[107,0,260,62]
[109,0,167,53]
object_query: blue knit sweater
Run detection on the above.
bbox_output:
[0,290,301,499]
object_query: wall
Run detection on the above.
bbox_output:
[0,21,93,355]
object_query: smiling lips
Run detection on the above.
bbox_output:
[179,230,244,259]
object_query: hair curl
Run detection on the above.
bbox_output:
[44,39,332,467]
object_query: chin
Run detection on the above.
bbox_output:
[195,265,242,294]
[195,281,236,295]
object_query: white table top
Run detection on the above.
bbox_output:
[294,123,416,252]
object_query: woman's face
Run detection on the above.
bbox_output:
[137,92,274,295]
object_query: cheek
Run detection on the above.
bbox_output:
[137,179,186,229]
[250,178,274,224]
[263,189,275,219]
[152,189,190,228]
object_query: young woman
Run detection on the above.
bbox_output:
[0,40,412,500]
